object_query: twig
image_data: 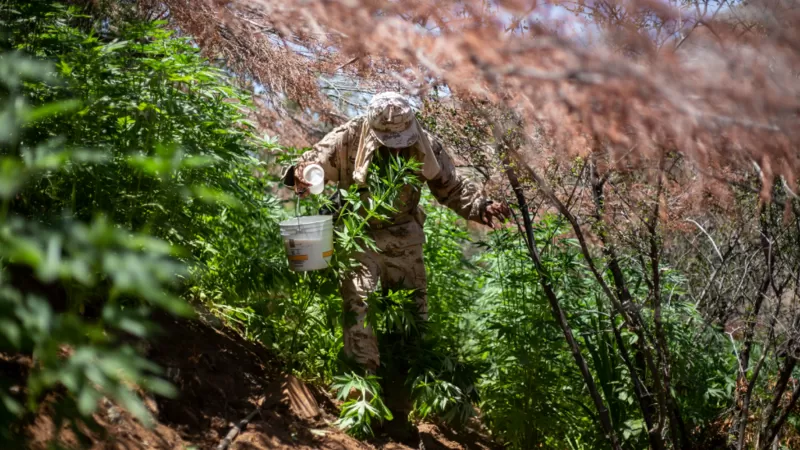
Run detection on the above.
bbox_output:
[674,0,726,51]
[335,55,361,72]
[216,399,264,450]
[685,219,724,262]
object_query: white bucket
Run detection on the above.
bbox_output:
[279,215,334,271]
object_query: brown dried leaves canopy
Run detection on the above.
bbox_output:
[139,0,800,193]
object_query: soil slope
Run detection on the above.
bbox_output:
[11,312,500,450]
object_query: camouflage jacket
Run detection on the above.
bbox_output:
[298,116,490,251]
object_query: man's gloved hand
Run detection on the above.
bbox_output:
[481,200,511,229]
[291,162,312,198]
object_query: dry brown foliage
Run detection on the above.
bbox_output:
[134,0,799,198]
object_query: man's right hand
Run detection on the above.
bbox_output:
[482,200,511,229]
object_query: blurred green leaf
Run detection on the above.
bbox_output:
[23,99,81,123]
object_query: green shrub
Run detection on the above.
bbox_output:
[0,2,286,444]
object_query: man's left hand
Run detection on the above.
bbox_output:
[482,201,511,229]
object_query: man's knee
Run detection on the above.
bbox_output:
[343,323,380,373]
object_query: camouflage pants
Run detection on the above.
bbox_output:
[340,242,428,373]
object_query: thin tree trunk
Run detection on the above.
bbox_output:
[732,208,774,448]
[756,279,798,448]
[762,381,800,449]
[741,347,770,449]
[589,160,662,450]
[508,145,673,447]
[758,352,798,447]
[741,289,786,450]
[499,144,621,450]
[647,166,689,449]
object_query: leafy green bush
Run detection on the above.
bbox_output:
[0,41,186,447]
[0,2,288,444]
[417,207,737,448]
[7,3,285,295]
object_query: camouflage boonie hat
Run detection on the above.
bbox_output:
[367,92,419,148]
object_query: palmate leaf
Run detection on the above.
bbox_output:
[22,99,82,124]
[332,372,392,438]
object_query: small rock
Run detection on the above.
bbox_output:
[107,406,122,424]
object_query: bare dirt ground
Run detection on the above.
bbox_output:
[4,312,500,450]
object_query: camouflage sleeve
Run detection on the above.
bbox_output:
[426,137,490,224]
[296,118,361,183]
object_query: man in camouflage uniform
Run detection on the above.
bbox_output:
[289,92,509,373]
